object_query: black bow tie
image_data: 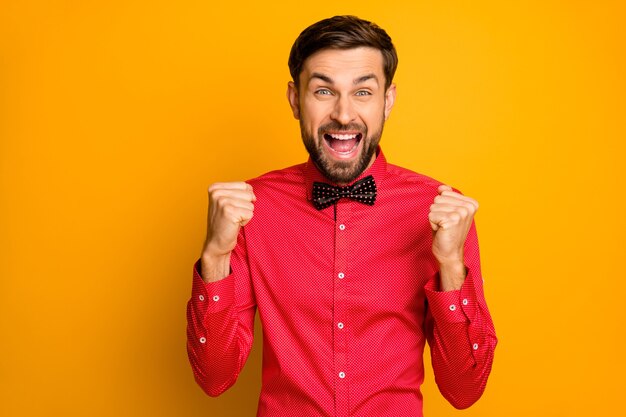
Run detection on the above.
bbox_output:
[312,175,377,210]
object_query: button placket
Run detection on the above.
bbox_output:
[333,200,351,417]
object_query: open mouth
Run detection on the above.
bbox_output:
[323,132,363,155]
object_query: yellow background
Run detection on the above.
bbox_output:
[1,1,624,416]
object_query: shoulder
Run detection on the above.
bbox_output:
[384,162,444,195]
[247,163,304,186]
[245,163,307,200]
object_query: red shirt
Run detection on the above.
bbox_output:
[187,149,497,416]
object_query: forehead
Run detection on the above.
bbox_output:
[301,47,384,83]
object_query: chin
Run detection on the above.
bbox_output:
[315,142,375,184]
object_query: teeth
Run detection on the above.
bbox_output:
[329,133,358,140]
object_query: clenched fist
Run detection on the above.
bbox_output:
[201,182,256,282]
[429,185,479,291]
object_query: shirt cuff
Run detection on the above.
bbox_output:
[191,259,235,315]
[424,268,479,324]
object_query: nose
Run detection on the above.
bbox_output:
[330,95,356,126]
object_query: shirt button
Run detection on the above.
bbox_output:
[449,304,456,311]
[338,272,345,279]
[462,298,468,306]
[199,337,206,344]
[199,295,205,301]
[339,224,346,230]
[473,343,479,350]
[212,295,220,302]
[337,322,344,329]
[338,372,346,378]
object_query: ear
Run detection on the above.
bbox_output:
[286,81,300,120]
[383,83,396,121]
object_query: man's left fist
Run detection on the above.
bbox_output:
[428,185,479,265]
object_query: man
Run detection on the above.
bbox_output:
[187,15,497,417]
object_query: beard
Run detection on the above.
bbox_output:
[300,116,385,185]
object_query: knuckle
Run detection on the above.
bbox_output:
[214,195,229,207]
[222,203,235,216]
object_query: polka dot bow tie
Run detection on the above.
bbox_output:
[312,175,377,210]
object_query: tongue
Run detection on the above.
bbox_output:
[329,138,357,152]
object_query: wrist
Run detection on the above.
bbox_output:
[200,250,232,283]
[438,259,466,291]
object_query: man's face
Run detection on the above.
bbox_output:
[287,47,396,185]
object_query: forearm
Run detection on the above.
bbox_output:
[428,307,497,409]
[187,260,255,396]
[425,269,497,409]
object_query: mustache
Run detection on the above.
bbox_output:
[318,122,366,135]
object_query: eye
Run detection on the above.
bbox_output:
[315,88,332,96]
[355,90,372,96]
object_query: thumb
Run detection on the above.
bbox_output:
[429,211,446,232]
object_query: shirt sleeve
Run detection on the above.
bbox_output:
[423,220,497,409]
[186,228,256,397]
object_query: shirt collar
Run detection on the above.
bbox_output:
[305,146,388,201]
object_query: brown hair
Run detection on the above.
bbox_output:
[288,15,398,90]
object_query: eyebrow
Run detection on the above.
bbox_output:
[308,72,379,86]
[309,72,333,84]
[353,74,378,85]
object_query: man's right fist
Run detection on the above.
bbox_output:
[201,182,255,282]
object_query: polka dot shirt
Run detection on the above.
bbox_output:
[187,148,497,416]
